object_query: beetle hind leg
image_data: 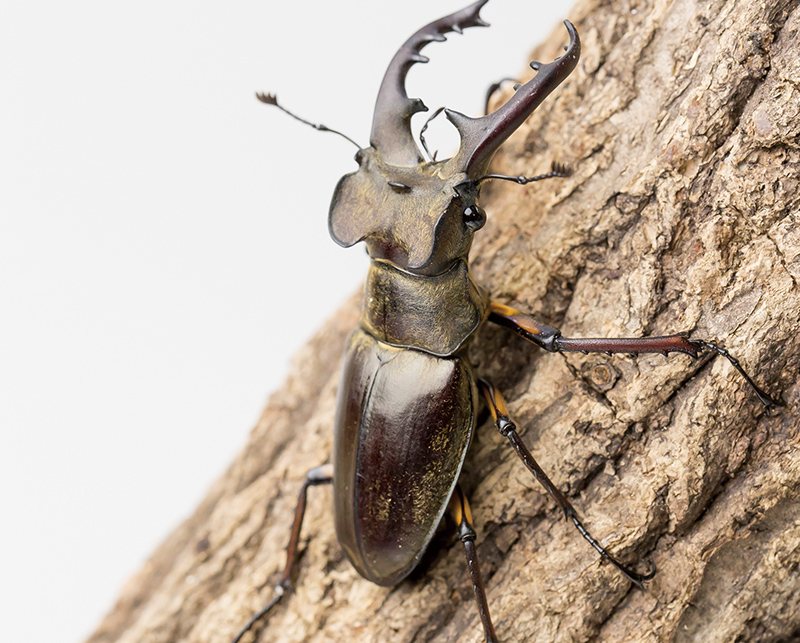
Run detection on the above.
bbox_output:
[484,78,516,115]
[478,379,656,587]
[232,463,333,643]
[450,485,499,643]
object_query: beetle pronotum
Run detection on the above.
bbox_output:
[234,2,780,641]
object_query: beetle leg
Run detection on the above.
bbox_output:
[484,78,516,115]
[419,106,446,162]
[478,379,656,587]
[232,463,333,643]
[449,485,499,643]
[487,302,780,407]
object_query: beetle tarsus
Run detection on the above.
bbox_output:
[488,302,778,407]
[231,589,286,643]
[570,513,656,587]
[479,379,656,588]
[233,465,333,643]
[687,339,782,407]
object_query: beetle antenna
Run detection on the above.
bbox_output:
[419,106,446,162]
[256,93,362,150]
[478,161,573,185]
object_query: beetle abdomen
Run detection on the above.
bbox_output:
[333,329,476,586]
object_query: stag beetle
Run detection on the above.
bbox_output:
[234,2,779,641]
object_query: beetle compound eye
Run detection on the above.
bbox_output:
[463,205,487,231]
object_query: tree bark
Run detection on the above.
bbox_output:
[88,0,800,641]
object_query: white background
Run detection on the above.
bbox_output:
[0,1,571,641]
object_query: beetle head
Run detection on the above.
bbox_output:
[329,0,580,275]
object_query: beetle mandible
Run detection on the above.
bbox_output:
[235,2,779,641]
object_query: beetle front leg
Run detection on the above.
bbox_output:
[449,485,498,643]
[232,463,333,643]
[487,302,780,407]
[478,379,656,587]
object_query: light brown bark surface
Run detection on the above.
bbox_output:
[88,0,800,641]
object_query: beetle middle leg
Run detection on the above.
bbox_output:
[232,463,333,643]
[478,379,657,586]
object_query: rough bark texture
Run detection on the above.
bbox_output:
[89,0,800,641]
